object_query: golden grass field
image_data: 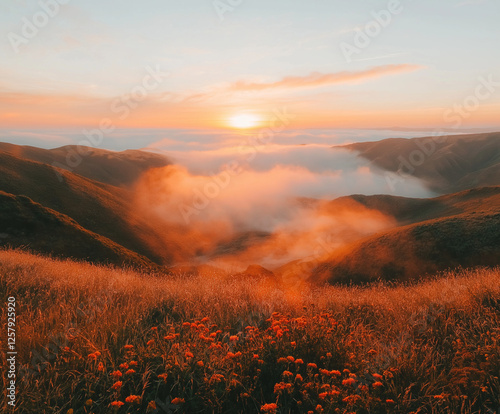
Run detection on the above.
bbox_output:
[1,249,499,413]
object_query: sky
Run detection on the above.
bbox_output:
[0,0,499,150]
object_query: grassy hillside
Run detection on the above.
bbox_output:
[312,211,500,284]
[0,191,155,269]
[0,150,172,264]
[346,132,500,193]
[0,250,498,413]
[326,186,500,225]
[0,142,170,187]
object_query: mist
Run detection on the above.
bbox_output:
[132,142,433,270]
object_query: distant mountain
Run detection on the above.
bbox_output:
[0,142,170,187]
[0,191,155,269]
[345,132,500,194]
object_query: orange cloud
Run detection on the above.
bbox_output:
[228,64,425,92]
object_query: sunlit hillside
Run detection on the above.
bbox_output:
[1,249,498,414]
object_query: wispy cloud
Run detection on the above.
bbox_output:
[228,64,425,92]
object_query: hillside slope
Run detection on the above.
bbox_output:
[0,150,173,264]
[345,132,500,193]
[311,210,500,284]
[0,142,170,187]
[0,191,155,268]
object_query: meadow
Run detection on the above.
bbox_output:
[1,249,499,413]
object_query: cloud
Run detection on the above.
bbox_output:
[228,64,425,92]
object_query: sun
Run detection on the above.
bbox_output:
[228,113,261,129]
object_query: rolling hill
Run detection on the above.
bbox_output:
[0,191,155,269]
[304,186,500,284]
[345,132,500,194]
[0,146,174,265]
[0,142,170,187]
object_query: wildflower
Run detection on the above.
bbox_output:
[182,322,191,328]
[158,373,168,381]
[147,339,154,346]
[386,399,395,404]
[282,370,293,377]
[197,360,204,367]
[151,327,158,331]
[125,369,136,375]
[368,349,378,356]
[230,335,238,341]
[307,363,317,369]
[125,395,141,404]
[326,352,332,358]
[147,401,157,411]
[171,397,185,404]
[67,410,74,414]
[295,358,304,365]
[111,370,122,379]
[110,401,124,408]
[185,351,194,359]
[88,352,98,360]
[291,341,296,346]
[373,373,383,381]
[316,404,323,413]
[129,361,138,367]
[111,381,122,390]
[342,378,356,387]
[119,363,129,369]
[373,381,383,388]
[164,335,176,340]
[330,370,341,376]
[260,403,278,413]
[124,344,134,350]
[97,362,104,372]
[85,399,93,406]
[277,357,288,363]
[253,354,259,359]
[295,374,303,382]
[63,347,70,352]
[343,395,361,404]
[286,356,295,362]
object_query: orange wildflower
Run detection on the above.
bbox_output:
[97,362,104,372]
[125,395,141,404]
[110,370,122,379]
[373,381,383,388]
[260,403,278,413]
[171,397,185,404]
[124,345,134,350]
[125,369,136,375]
[111,381,122,390]
[342,378,356,386]
[111,401,124,408]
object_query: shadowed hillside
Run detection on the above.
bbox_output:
[0,149,173,264]
[346,132,500,193]
[0,142,170,187]
[312,211,500,284]
[0,191,155,269]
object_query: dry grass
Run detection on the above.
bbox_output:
[1,249,499,413]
